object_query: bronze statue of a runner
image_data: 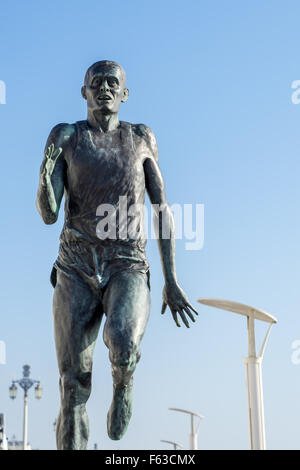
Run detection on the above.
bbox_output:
[36,60,198,450]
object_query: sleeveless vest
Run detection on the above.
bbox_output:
[60,120,147,252]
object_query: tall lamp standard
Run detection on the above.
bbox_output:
[169,408,204,450]
[9,365,42,450]
[198,298,277,450]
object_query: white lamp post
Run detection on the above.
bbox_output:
[169,408,204,450]
[198,298,277,450]
[9,365,42,450]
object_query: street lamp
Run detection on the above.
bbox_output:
[198,298,277,450]
[9,383,17,400]
[34,383,43,400]
[9,365,42,450]
[169,408,204,450]
[160,439,183,450]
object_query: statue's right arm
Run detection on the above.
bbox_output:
[36,123,75,224]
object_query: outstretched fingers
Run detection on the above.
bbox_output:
[182,306,196,323]
[171,309,181,328]
[186,301,198,316]
[45,144,62,162]
[178,308,190,328]
[44,147,50,159]
[161,295,198,328]
[161,301,167,315]
[45,143,54,159]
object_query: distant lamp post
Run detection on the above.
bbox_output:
[160,439,183,450]
[169,408,204,450]
[9,365,42,450]
[198,298,277,450]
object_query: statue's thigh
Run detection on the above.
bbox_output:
[53,268,103,375]
[102,271,151,353]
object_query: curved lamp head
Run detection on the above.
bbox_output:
[160,439,183,449]
[197,298,277,324]
[198,298,277,359]
[169,408,204,420]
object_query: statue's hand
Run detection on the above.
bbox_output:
[161,282,198,328]
[41,143,62,181]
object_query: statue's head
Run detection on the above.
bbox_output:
[81,60,129,116]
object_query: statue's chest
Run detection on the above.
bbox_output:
[67,128,142,189]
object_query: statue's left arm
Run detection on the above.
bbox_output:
[141,125,198,328]
[36,123,74,224]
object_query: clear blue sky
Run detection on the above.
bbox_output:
[1,0,300,450]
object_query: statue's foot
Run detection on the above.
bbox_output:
[107,379,133,440]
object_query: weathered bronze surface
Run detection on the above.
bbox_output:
[36,61,198,450]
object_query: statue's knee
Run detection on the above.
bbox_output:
[109,344,141,372]
[60,370,92,401]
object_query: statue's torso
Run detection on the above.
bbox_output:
[62,120,148,247]
[54,120,153,290]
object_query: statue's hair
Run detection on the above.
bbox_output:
[84,60,126,85]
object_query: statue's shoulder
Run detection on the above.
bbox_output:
[49,122,77,137]
[45,123,77,158]
[47,122,77,149]
[130,122,155,139]
[129,123,158,162]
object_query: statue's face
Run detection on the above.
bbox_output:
[82,64,128,115]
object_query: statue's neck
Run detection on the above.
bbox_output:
[87,110,120,133]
